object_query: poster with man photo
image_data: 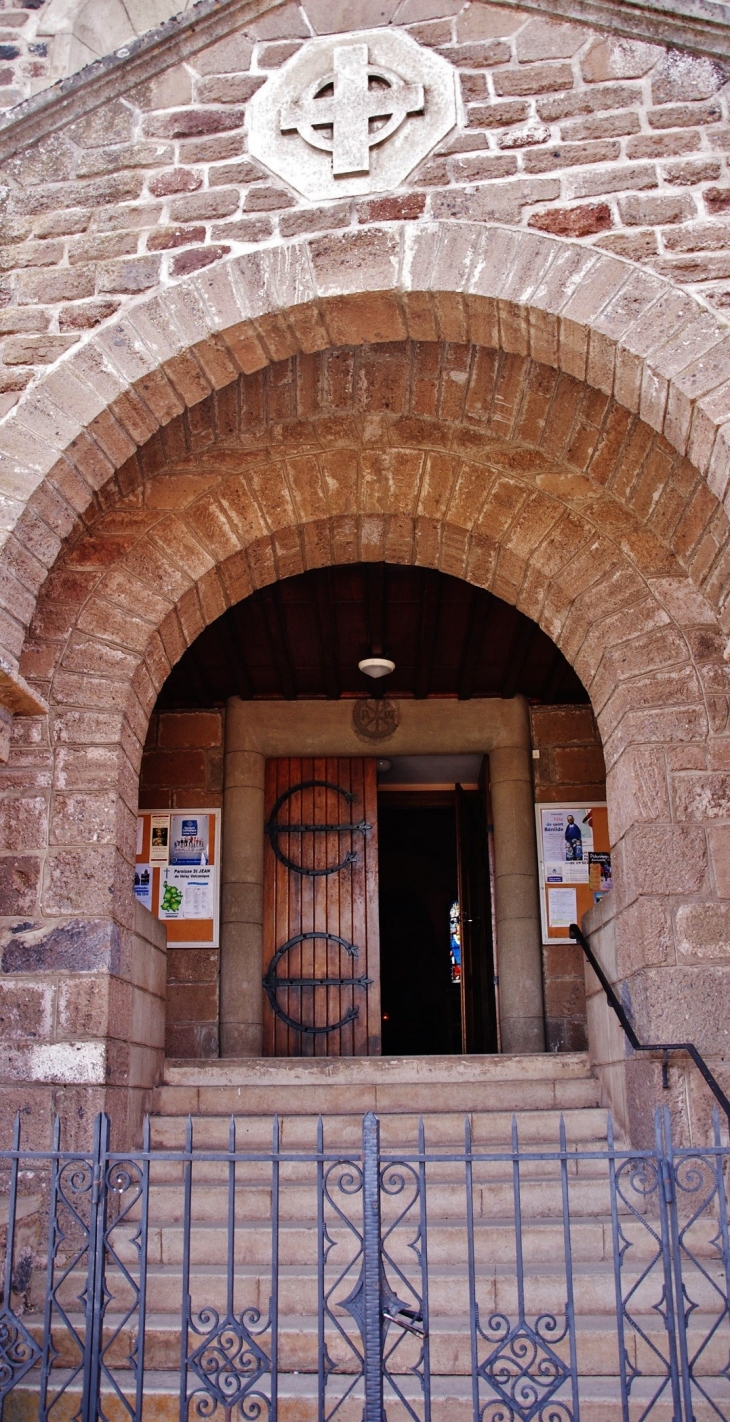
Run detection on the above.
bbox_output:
[541,808,594,866]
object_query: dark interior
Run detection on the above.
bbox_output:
[378,802,461,1055]
[156,562,588,708]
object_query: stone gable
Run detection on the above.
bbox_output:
[0,0,726,419]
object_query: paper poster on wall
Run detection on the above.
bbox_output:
[535,802,610,944]
[541,807,594,864]
[149,815,170,862]
[170,814,209,865]
[589,852,612,892]
[134,808,220,947]
[133,863,151,909]
[159,865,214,919]
[548,886,577,928]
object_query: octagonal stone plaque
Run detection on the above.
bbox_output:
[246,28,459,202]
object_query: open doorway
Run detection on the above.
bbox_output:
[377,756,498,1056]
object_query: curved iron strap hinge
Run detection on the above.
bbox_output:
[569,921,730,1127]
[262,931,373,1035]
[265,779,371,876]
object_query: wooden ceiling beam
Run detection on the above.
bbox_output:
[543,644,568,701]
[261,584,298,700]
[185,641,210,706]
[457,592,495,700]
[314,570,341,700]
[414,571,441,699]
[501,621,539,700]
[220,607,254,700]
[366,561,386,658]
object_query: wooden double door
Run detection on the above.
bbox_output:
[262,757,497,1058]
[262,758,381,1057]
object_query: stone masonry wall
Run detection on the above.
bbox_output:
[530,702,607,1053]
[0,0,728,416]
[140,707,223,1057]
[0,153,729,1137]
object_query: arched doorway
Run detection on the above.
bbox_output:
[2,224,729,1144]
[144,560,597,1063]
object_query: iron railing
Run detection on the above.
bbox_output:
[0,1108,730,1420]
[570,920,730,1128]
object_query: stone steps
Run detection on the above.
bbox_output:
[7,1372,729,1422]
[149,1104,609,1149]
[17,1055,711,1417]
[48,1256,725,1318]
[153,1051,600,1119]
[22,1311,730,1375]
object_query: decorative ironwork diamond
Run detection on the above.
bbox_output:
[188,1310,270,1409]
[480,1322,570,1421]
[0,1308,42,1396]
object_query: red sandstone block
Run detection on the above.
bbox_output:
[664,223,730,253]
[705,187,730,214]
[178,133,244,164]
[171,246,230,278]
[148,168,202,198]
[565,161,658,198]
[141,749,207,789]
[663,157,721,184]
[257,39,303,67]
[493,61,574,96]
[242,184,297,211]
[435,40,511,67]
[17,267,95,303]
[524,140,621,173]
[619,192,694,225]
[210,218,274,248]
[466,98,528,127]
[144,107,245,139]
[357,194,426,222]
[208,159,264,187]
[627,131,701,159]
[59,300,121,331]
[560,111,640,140]
[147,225,206,252]
[648,99,722,128]
[537,82,642,121]
[0,853,40,914]
[450,153,518,181]
[193,30,254,74]
[169,189,240,223]
[167,947,219,984]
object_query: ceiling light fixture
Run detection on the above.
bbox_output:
[358,656,395,679]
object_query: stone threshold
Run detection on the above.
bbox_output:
[162,1051,594,1087]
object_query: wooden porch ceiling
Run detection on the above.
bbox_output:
[156,563,587,708]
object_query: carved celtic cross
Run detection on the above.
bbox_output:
[281,42,424,176]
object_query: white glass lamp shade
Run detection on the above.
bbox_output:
[358,657,396,679]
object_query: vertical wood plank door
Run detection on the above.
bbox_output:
[263,757,381,1057]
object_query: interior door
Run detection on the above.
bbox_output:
[456,782,498,1054]
[263,757,381,1057]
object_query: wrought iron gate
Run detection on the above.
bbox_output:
[1,1109,730,1421]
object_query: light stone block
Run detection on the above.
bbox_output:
[246,29,458,202]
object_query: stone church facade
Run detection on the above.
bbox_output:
[0,0,728,1149]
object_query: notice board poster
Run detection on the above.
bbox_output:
[535,802,610,944]
[134,809,220,947]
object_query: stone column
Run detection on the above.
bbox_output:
[490,697,545,1054]
[220,699,265,1057]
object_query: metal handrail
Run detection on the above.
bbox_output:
[569,921,730,1128]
